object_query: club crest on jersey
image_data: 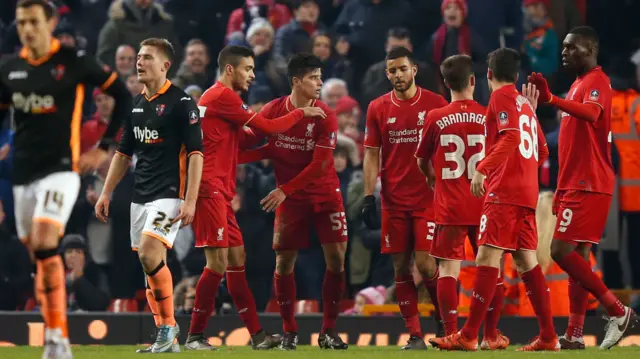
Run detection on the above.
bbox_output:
[156,104,166,116]
[306,122,315,137]
[499,111,508,125]
[189,110,199,124]
[241,103,250,111]
[417,111,426,126]
[329,131,336,145]
[51,65,65,81]
[589,90,600,101]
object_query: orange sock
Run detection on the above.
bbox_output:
[35,267,49,328]
[37,256,68,337]
[145,287,161,327]
[147,262,176,326]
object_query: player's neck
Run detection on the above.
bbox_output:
[289,90,313,108]
[29,37,54,60]
[450,90,473,102]
[490,81,513,92]
[394,85,417,101]
[143,77,167,97]
[577,62,598,77]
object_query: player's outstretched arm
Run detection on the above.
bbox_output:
[249,107,326,134]
[95,152,131,222]
[528,72,601,123]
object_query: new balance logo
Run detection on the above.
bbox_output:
[387,117,396,124]
[133,126,162,144]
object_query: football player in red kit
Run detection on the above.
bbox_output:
[429,48,556,351]
[362,47,447,349]
[184,46,326,350]
[528,26,638,350]
[415,54,508,350]
[238,53,347,350]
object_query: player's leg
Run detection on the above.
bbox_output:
[382,210,425,350]
[137,199,182,353]
[186,197,227,350]
[227,214,282,350]
[413,215,440,334]
[550,191,636,349]
[29,172,80,359]
[315,207,348,349]
[561,242,591,349]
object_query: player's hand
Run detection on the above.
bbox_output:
[527,72,553,104]
[300,107,327,119]
[79,148,109,174]
[361,195,381,229]
[0,144,10,161]
[522,82,540,110]
[172,199,196,227]
[94,193,110,223]
[470,171,486,197]
[261,188,287,212]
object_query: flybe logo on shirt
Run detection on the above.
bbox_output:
[12,92,57,114]
[133,126,163,144]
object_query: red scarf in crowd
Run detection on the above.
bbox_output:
[432,24,471,66]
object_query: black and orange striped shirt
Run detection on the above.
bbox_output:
[0,39,131,185]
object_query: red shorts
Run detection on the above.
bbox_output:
[431,225,479,261]
[477,203,537,252]
[193,195,243,248]
[381,209,435,254]
[553,190,612,244]
[273,200,347,251]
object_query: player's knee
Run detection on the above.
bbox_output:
[325,253,344,273]
[575,243,591,259]
[227,246,246,267]
[137,238,165,273]
[439,260,460,279]
[30,221,62,251]
[415,252,436,276]
[550,239,572,262]
[475,246,501,268]
[392,257,412,277]
[275,251,296,275]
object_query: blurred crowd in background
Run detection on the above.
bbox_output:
[1,0,639,316]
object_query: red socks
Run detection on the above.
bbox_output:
[189,267,223,334]
[437,276,458,335]
[461,266,498,340]
[556,251,625,317]
[521,265,556,341]
[275,272,298,333]
[226,266,262,335]
[566,277,588,338]
[322,270,345,333]
[484,280,504,340]
[395,274,422,337]
[424,268,441,321]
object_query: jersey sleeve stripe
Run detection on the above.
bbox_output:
[244,112,258,126]
[498,128,519,133]
[115,150,132,160]
[188,151,204,157]
[315,144,335,150]
[583,100,604,110]
[100,72,118,90]
[363,144,381,148]
[71,84,85,173]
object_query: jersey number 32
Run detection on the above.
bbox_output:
[440,134,485,180]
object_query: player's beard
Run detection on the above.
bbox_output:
[393,78,414,93]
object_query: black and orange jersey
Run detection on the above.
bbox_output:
[117,80,203,204]
[0,38,131,185]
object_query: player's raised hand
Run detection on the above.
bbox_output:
[361,195,381,229]
[172,199,196,227]
[94,193,111,223]
[522,83,540,110]
[261,188,287,212]
[470,171,486,197]
[300,106,327,119]
[527,72,552,104]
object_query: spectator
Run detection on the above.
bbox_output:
[0,232,32,311]
[227,0,291,42]
[522,0,559,77]
[362,27,438,107]
[0,127,14,235]
[273,0,326,61]
[97,0,182,71]
[114,45,136,78]
[125,74,143,97]
[61,234,111,312]
[320,77,348,109]
[171,38,215,90]
[54,18,82,53]
[310,31,353,86]
[184,85,203,104]
[248,85,275,113]
[343,285,386,315]
[334,144,354,206]
[81,89,120,154]
[334,95,363,164]
[466,0,523,53]
[547,0,583,41]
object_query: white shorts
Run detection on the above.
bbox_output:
[12,171,81,241]
[130,198,182,250]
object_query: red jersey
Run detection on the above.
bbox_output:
[558,66,614,194]
[483,85,547,209]
[260,97,342,204]
[415,100,486,225]
[365,87,448,211]
[198,81,257,201]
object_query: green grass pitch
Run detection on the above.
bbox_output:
[1,345,640,359]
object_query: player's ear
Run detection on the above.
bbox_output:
[443,79,451,90]
[48,15,58,32]
[224,63,234,76]
[412,63,418,77]
[487,69,493,81]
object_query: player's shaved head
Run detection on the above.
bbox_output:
[441,54,473,92]
[287,52,323,86]
[217,45,255,74]
[487,48,520,83]
[568,26,599,51]
[562,26,599,74]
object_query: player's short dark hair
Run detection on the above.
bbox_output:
[387,27,411,41]
[487,48,521,83]
[294,0,318,9]
[140,38,175,64]
[568,26,599,47]
[217,45,254,73]
[287,53,323,86]
[17,0,56,19]
[441,55,474,92]
[386,46,415,65]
